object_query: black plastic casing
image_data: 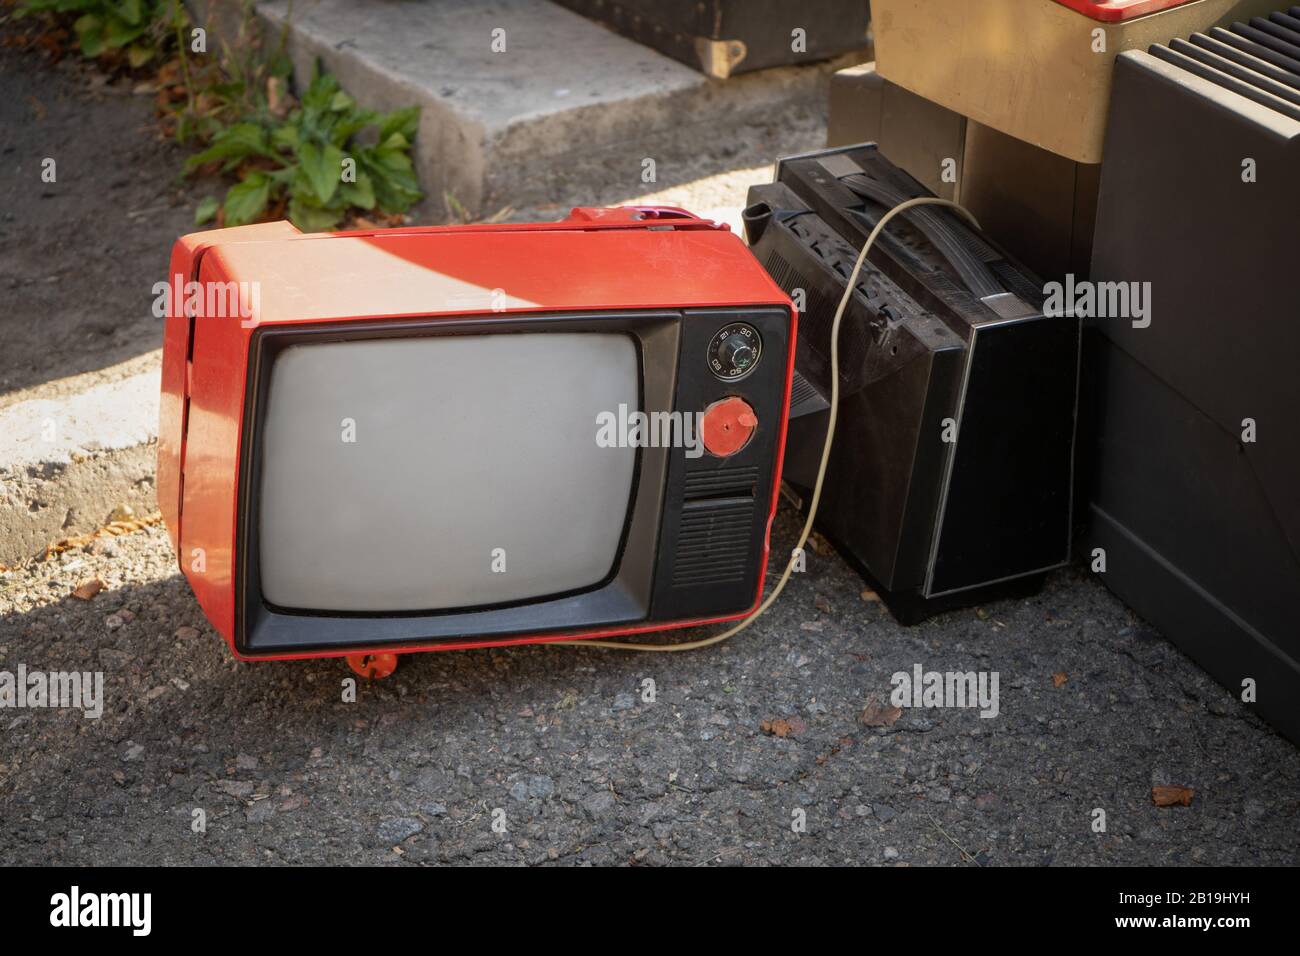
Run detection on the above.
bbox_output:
[1087,36,1300,744]
[745,144,1080,622]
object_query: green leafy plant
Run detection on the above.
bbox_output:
[160,0,294,147]
[16,0,181,67]
[186,67,422,230]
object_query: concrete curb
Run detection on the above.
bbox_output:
[192,0,861,217]
[0,371,160,567]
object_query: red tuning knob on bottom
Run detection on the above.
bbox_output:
[701,397,758,457]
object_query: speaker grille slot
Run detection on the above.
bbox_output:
[684,465,760,499]
[671,497,755,587]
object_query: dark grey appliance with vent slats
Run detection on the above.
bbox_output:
[744,145,1081,622]
[1086,11,1300,744]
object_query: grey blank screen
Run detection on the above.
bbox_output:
[257,332,639,612]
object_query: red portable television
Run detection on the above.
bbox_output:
[157,206,795,666]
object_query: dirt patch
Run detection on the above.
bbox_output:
[0,34,205,399]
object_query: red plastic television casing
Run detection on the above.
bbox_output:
[1051,0,1199,21]
[158,207,796,662]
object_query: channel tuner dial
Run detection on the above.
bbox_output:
[708,322,762,381]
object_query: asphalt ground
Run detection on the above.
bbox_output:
[3,511,1298,866]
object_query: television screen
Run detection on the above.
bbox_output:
[257,332,639,612]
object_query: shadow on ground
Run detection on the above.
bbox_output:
[0,40,205,400]
[2,512,1297,866]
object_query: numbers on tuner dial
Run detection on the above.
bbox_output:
[707,322,763,381]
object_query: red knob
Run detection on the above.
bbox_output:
[701,397,758,457]
[347,653,400,679]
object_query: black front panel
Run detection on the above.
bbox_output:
[928,317,1080,595]
[650,307,792,620]
[236,307,791,655]
[743,182,965,591]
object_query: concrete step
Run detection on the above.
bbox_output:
[193,0,861,218]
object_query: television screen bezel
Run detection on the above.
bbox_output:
[234,309,683,656]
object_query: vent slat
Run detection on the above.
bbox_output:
[673,552,751,565]
[678,522,752,535]
[672,576,748,587]
[683,466,760,500]
[679,511,753,525]
[676,536,753,551]
[676,533,753,549]
[678,514,753,525]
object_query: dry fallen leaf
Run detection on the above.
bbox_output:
[267,76,295,118]
[1052,672,1069,688]
[156,59,182,85]
[808,531,834,556]
[761,716,806,738]
[859,700,903,728]
[43,511,163,560]
[1152,785,1195,807]
[71,578,105,600]
[761,719,792,737]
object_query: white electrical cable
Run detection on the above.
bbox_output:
[554,196,981,652]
